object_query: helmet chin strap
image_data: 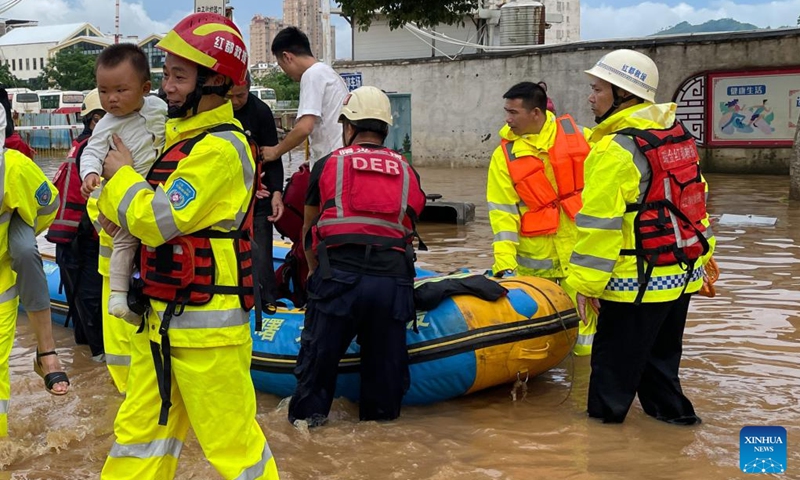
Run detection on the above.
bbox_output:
[594,88,638,124]
[167,74,232,119]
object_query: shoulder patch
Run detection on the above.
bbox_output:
[166,178,197,211]
[35,182,52,206]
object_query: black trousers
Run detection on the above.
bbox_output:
[588,293,699,424]
[55,235,104,356]
[252,201,277,305]
[288,268,414,426]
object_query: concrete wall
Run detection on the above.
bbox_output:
[335,28,800,172]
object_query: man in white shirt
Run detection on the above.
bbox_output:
[262,27,348,168]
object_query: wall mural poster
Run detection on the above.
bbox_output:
[709,70,800,146]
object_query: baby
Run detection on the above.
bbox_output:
[80,43,167,322]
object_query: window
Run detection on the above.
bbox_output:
[11,59,15,70]
[40,57,45,68]
[32,58,36,70]
[25,58,29,70]
[557,1,562,11]
[40,94,59,110]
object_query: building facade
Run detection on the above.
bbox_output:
[250,14,286,65]
[0,22,164,86]
[283,0,335,61]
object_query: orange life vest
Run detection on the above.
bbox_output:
[501,114,590,237]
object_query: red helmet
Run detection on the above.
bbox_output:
[156,12,248,86]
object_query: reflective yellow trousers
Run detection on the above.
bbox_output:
[102,276,136,394]
[101,317,279,479]
[0,295,18,437]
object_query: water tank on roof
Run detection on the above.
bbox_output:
[499,0,546,47]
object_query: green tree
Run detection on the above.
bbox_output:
[0,63,21,88]
[254,70,300,102]
[41,48,98,91]
[338,0,477,30]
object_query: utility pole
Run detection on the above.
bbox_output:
[321,0,332,64]
[114,0,120,44]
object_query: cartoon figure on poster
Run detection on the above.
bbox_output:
[747,100,774,133]
[719,98,774,135]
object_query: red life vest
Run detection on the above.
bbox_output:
[274,163,310,243]
[139,125,258,312]
[274,163,311,305]
[501,115,590,237]
[617,122,710,302]
[45,137,90,244]
[311,146,426,264]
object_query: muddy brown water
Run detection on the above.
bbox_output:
[2,156,798,479]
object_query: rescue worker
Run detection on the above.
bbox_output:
[487,81,597,355]
[1,145,63,433]
[49,89,106,361]
[83,88,137,390]
[565,49,716,425]
[96,13,279,479]
[288,86,425,426]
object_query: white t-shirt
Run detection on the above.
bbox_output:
[298,62,349,167]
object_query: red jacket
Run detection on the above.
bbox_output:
[5,132,35,158]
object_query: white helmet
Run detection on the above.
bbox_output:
[585,49,659,103]
[339,86,393,126]
[81,88,103,117]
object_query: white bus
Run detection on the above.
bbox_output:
[38,90,85,114]
[250,87,277,110]
[6,88,41,114]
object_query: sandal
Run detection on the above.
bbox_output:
[33,349,70,396]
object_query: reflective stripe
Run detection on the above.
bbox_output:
[559,117,576,135]
[105,353,131,366]
[0,211,9,225]
[316,216,409,234]
[494,231,519,242]
[613,134,650,203]
[234,443,275,480]
[39,194,59,216]
[0,286,18,304]
[576,333,594,346]
[152,188,181,241]
[117,182,152,232]
[334,156,345,218]
[0,399,7,414]
[517,255,554,271]
[398,164,410,224]
[488,202,518,214]
[210,131,254,191]
[704,225,714,239]
[51,219,81,228]
[165,308,249,330]
[570,252,616,273]
[575,213,623,230]
[504,141,517,161]
[109,437,183,459]
[99,245,113,259]
[606,268,704,292]
[211,131,254,230]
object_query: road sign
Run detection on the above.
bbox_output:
[194,0,227,16]
[340,73,363,92]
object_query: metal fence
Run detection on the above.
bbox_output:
[15,113,82,157]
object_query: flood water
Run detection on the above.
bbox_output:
[2,156,799,479]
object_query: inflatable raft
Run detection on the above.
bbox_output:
[40,242,579,405]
